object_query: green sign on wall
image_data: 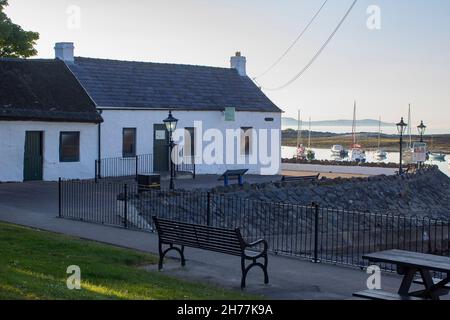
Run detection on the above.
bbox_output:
[224,107,236,121]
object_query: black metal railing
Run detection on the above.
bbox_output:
[95,154,154,181]
[59,179,450,273]
[95,153,195,181]
[173,145,196,178]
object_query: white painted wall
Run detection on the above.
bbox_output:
[100,109,281,175]
[0,121,98,182]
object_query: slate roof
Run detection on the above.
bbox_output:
[68,57,282,113]
[0,58,102,123]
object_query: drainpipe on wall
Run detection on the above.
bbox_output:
[97,110,102,179]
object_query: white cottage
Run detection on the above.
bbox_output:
[0,43,282,182]
[0,58,102,182]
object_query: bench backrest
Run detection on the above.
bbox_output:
[153,217,244,256]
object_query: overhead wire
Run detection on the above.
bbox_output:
[253,0,329,80]
[258,0,359,91]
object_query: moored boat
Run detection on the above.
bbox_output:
[331,144,348,157]
[306,117,315,161]
[374,117,387,160]
[349,101,366,163]
[350,145,366,163]
[429,152,446,162]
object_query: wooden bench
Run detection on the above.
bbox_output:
[281,173,320,182]
[353,290,424,301]
[152,217,269,289]
[219,169,248,186]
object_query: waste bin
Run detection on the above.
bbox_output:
[137,174,161,193]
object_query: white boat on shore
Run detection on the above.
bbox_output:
[429,152,446,162]
[331,144,348,157]
[374,149,387,159]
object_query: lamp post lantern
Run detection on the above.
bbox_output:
[163,111,178,190]
[396,117,408,175]
[417,121,426,143]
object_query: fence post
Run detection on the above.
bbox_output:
[312,202,320,263]
[193,162,196,179]
[124,184,128,229]
[207,192,211,226]
[95,160,98,183]
[135,155,139,181]
[58,177,62,218]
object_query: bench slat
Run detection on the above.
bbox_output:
[160,234,242,251]
[160,238,242,256]
[157,223,238,238]
[353,290,424,301]
[156,219,238,235]
[160,235,242,252]
[157,226,241,243]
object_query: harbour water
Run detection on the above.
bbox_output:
[282,125,450,135]
[281,146,450,177]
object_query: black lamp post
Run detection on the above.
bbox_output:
[163,111,178,190]
[396,117,408,175]
[417,121,426,143]
[417,121,427,169]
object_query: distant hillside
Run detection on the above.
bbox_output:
[282,117,394,127]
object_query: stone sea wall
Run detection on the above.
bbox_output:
[207,166,450,219]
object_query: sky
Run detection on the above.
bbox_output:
[5,0,450,132]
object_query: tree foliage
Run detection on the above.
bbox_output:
[0,0,39,58]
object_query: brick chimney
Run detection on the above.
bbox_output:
[230,51,246,76]
[55,42,75,63]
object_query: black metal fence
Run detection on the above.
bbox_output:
[59,179,450,272]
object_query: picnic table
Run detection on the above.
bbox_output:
[354,249,450,300]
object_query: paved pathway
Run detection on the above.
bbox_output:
[0,181,425,300]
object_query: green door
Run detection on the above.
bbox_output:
[153,124,169,172]
[24,131,43,181]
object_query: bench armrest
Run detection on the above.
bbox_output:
[245,239,268,253]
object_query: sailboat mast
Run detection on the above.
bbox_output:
[352,101,357,147]
[378,116,381,149]
[308,117,312,149]
[296,110,301,148]
[408,104,412,148]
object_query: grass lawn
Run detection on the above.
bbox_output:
[0,222,255,300]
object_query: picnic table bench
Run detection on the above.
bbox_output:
[281,173,320,182]
[152,216,269,289]
[219,169,248,186]
[354,249,450,300]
